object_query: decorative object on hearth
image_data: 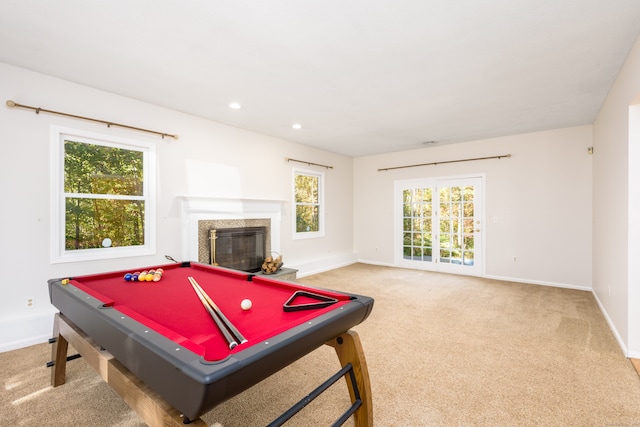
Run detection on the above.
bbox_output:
[262,252,283,274]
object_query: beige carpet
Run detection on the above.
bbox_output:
[2,263,640,426]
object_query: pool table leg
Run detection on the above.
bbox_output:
[327,330,373,427]
[50,313,208,427]
[50,313,69,387]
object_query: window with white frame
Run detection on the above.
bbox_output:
[293,169,324,238]
[50,126,156,263]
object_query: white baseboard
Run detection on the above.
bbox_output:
[355,261,593,292]
[484,274,592,291]
[0,310,57,353]
[356,258,397,268]
[291,253,359,278]
[591,290,629,357]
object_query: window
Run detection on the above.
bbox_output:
[293,169,324,238]
[50,127,156,262]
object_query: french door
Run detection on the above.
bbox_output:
[395,176,484,276]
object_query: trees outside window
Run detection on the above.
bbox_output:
[51,127,156,262]
[395,176,483,276]
[293,169,324,238]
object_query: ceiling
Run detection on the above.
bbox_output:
[1,1,640,157]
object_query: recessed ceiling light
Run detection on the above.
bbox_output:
[229,102,242,109]
[292,123,302,129]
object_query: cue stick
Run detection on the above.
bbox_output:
[188,277,248,345]
[188,277,248,344]
[188,277,238,350]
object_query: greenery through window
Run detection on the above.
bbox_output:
[402,185,475,265]
[64,140,145,250]
[438,185,475,266]
[294,170,323,236]
[402,187,434,262]
[51,127,156,262]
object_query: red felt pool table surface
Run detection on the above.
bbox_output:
[69,262,352,361]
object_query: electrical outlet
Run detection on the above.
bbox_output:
[513,256,517,262]
[26,297,35,308]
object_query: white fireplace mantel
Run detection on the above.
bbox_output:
[179,196,286,261]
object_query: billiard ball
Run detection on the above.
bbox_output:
[240,299,252,310]
[124,273,132,281]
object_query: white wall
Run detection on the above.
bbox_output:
[0,63,354,351]
[354,126,593,289]
[593,34,640,357]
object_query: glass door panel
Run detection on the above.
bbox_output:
[402,188,434,263]
[397,177,483,275]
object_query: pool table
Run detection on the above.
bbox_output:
[48,261,374,425]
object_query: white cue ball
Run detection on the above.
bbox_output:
[240,299,252,310]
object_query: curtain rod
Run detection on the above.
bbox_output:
[286,157,333,169]
[378,154,511,171]
[5,100,179,140]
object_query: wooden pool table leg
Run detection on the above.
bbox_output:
[327,330,373,427]
[50,313,69,386]
[50,313,208,427]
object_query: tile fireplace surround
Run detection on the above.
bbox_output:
[197,219,270,266]
[179,196,284,265]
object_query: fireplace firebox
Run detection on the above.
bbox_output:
[210,227,267,272]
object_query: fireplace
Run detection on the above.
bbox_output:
[210,226,267,272]
[179,196,283,268]
[196,218,272,271]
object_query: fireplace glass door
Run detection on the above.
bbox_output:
[212,227,266,272]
